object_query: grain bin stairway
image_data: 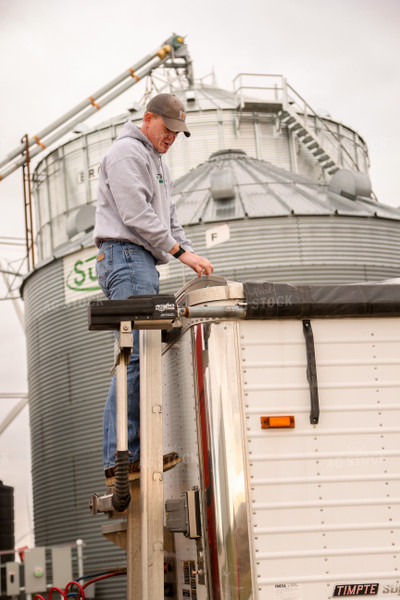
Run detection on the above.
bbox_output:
[279,106,341,175]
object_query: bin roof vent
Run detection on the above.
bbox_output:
[328,169,372,200]
[210,167,235,201]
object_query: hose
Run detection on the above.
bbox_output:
[111,449,131,512]
[32,565,127,599]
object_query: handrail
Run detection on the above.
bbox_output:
[233,73,360,171]
[285,81,359,171]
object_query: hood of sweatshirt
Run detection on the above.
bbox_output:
[116,120,155,153]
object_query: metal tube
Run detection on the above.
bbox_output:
[21,138,30,270]
[24,134,35,268]
[0,36,178,170]
[182,304,247,320]
[75,539,84,579]
[0,54,171,181]
[115,356,129,452]
[0,397,28,436]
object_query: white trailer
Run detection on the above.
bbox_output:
[90,276,400,600]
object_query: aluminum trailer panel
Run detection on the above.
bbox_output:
[241,317,400,599]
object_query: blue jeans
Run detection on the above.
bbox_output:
[96,241,160,469]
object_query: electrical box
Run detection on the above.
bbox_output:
[24,547,47,593]
[6,561,20,595]
[52,547,72,588]
[165,490,201,539]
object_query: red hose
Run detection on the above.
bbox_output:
[49,587,67,599]
[64,580,86,598]
[33,571,125,599]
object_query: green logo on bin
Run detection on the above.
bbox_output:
[66,255,99,292]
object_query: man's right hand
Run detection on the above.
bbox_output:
[179,251,214,278]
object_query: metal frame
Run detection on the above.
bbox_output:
[139,329,164,600]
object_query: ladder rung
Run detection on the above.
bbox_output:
[312,148,324,156]
[317,154,329,162]
[322,160,335,169]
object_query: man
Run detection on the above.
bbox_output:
[94,93,213,478]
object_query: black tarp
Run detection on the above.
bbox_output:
[243,281,400,319]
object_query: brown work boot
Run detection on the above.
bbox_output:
[105,452,182,485]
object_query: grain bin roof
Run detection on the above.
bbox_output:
[172,149,400,226]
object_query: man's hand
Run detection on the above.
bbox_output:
[179,251,214,277]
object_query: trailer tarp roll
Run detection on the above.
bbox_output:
[243,280,400,319]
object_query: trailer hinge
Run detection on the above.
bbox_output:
[302,319,320,425]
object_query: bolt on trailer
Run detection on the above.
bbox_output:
[88,275,400,600]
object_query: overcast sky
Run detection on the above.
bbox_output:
[0,0,399,551]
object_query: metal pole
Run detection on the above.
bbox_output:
[76,539,84,579]
[21,138,30,271]
[116,322,132,453]
[181,304,247,320]
[115,354,128,453]
[0,397,28,436]
[0,36,178,171]
[139,329,164,600]
[0,53,171,181]
[22,134,35,269]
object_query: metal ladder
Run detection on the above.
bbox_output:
[89,296,178,600]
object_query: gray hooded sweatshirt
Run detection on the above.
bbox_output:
[94,121,193,264]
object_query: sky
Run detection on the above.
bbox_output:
[0,0,399,552]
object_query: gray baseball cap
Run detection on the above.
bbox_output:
[146,93,191,137]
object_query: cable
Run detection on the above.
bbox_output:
[63,581,85,599]
[33,569,126,599]
[83,571,126,589]
[49,587,68,599]
[75,568,125,581]
[33,589,68,600]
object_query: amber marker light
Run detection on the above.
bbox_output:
[261,416,295,429]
